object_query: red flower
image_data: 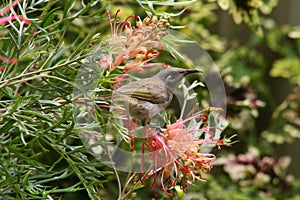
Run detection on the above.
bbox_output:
[141,113,224,196]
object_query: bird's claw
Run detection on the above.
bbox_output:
[145,124,164,133]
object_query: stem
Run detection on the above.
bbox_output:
[0,56,85,89]
[120,173,136,200]
[114,165,122,200]
[106,141,123,200]
[179,80,188,119]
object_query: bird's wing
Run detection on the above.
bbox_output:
[115,80,170,104]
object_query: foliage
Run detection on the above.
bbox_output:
[1,0,300,199]
[208,0,279,35]
[1,0,109,199]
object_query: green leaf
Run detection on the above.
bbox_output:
[10,96,21,114]
[138,0,197,6]
[42,7,61,27]
[218,0,230,10]
[270,58,300,79]
[21,110,52,122]
[0,119,15,133]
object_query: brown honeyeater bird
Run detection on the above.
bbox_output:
[110,67,202,126]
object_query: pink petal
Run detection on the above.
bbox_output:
[0,0,22,16]
[0,55,18,63]
[0,15,30,25]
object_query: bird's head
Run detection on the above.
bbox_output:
[156,67,202,90]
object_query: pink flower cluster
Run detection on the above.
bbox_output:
[0,0,30,64]
[141,113,224,196]
[99,10,169,74]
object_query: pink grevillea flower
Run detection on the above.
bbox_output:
[100,10,168,73]
[0,55,18,64]
[0,0,30,64]
[110,74,130,89]
[0,14,30,26]
[141,113,224,196]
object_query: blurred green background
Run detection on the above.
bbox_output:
[212,0,300,178]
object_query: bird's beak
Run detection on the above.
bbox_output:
[182,69,203,76]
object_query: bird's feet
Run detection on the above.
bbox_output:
[144,124,164,133]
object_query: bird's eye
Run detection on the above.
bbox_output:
[167,71,179,79]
